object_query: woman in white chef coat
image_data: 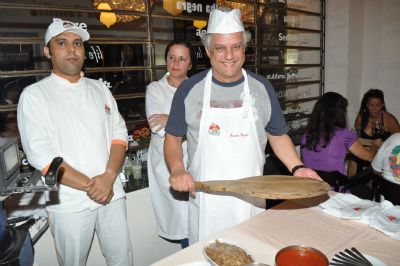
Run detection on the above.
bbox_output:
[145,41,194,248]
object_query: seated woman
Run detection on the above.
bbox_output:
[348,89,400,176]
[301,92,381,198]
[371,133,400,205]
[355,89,400,141]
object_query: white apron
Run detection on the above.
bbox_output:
[147,75,189,240]
[188,69,265,243]
[148,137,188,240]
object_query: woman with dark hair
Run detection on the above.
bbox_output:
[354,88,399,141]
[301,92,380,176]
[348,89,400,176]
[145,40,195,248]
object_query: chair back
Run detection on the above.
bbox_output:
[315,168,379,201]
[375,177,400,205]
[315,170,348,192]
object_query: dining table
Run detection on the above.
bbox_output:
[152,193,399,265]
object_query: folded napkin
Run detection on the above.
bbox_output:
[319,194,379,223]
[320,194,400,240]
[369,205,400,240]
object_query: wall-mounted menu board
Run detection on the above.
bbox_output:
[0,0,324,147]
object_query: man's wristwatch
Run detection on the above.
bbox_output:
[291,164,305,175]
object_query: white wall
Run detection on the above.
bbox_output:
[325,0,350,98]
[361,0,400,120]
[325,0,400,126]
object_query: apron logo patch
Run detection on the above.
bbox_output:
[105,104,111,114]
[208,123,220,136]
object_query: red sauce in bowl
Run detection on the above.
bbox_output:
[275,246,328,266]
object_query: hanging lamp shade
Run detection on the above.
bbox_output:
[193,20,207,30]
[97,3,117,28]
[163,0,184,16]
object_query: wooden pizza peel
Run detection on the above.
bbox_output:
[194,175,331,200]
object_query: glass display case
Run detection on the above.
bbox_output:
[0,0,324,148]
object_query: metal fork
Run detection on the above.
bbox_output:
[348,248,373,265]
[330,247,373,266]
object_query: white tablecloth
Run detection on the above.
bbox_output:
[152,194,400,265]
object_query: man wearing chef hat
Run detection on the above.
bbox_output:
[17,18,133,265]
[164,9,321,244]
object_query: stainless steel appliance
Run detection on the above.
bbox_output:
[0,137,62,266]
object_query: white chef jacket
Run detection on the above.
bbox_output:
[17,73,128,212]
[146,73,189,240]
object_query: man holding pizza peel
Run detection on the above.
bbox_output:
[164,8,321,244]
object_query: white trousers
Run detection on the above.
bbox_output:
[47,198,133,266]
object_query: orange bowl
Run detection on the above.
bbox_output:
[275,245,329,266]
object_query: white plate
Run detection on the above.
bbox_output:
[177,262,210,266]
[363,254,387,266]
[203,238,254,266]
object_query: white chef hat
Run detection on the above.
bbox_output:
[206,9,244,34]
[45,18,90,45]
